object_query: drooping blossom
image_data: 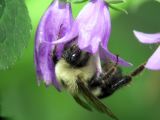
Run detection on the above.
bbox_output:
[134,30,160,70]
[34,0,73,90]
[52,0,132,73]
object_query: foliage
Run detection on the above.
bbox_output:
[0,0,32,69]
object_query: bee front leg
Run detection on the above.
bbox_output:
[98,63,146,99]
[88,55,119,89]
[102,55,119,80]
[88,71,122,99]
[111,62,146,90]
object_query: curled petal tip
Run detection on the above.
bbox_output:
[118,58,132,67]
[134,30,160,71]
[134,30,160,44]
[124,62,133,67]
[100,46,132,67]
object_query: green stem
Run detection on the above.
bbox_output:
[72,0,88,4]
[107,0,126,4]
[108,4,128,14]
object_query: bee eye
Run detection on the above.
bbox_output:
[71,53,79,62]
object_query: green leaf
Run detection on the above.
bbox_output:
[0,0,5,19]
[0,0,32,70]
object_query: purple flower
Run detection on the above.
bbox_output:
[52,0,131,71]
[134,30,160,70]
[34,0,73,90]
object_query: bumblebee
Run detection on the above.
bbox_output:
[53,44,145,120]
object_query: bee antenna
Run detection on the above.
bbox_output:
[114,55,119,66]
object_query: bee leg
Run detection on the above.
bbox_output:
[88,69,122,99]
[52,45,58,64]
[98,63,146,99]
[89,55,119,89]
[130,63,146,77]
[88,55,120,94]
[101,55,119,81]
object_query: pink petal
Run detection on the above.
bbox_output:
[35,0,73,90]
[145,46,160,70]
[76,0,111,53]
[99,45,132,66]
[134,30,160,44]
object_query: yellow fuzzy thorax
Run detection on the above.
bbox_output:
[55,56,96,95]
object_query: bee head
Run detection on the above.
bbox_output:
[62,45,90,67]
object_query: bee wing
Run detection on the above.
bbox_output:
[76,79,119,120]
[73,95,92,111]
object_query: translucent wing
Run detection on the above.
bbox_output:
[73,95,92,111]
[76,78,119,120]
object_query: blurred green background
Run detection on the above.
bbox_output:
[0,0,160,120]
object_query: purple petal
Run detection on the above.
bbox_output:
[34,0,73,90]
[145,46,160,70]
[134,30,160,44]
[76,0,111,53]
[52,0,111,55]
[99,45,132,66]
[38,43,60,87]
[78,36,101,54]
[51,23,78,45]
[101,2,111,46]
